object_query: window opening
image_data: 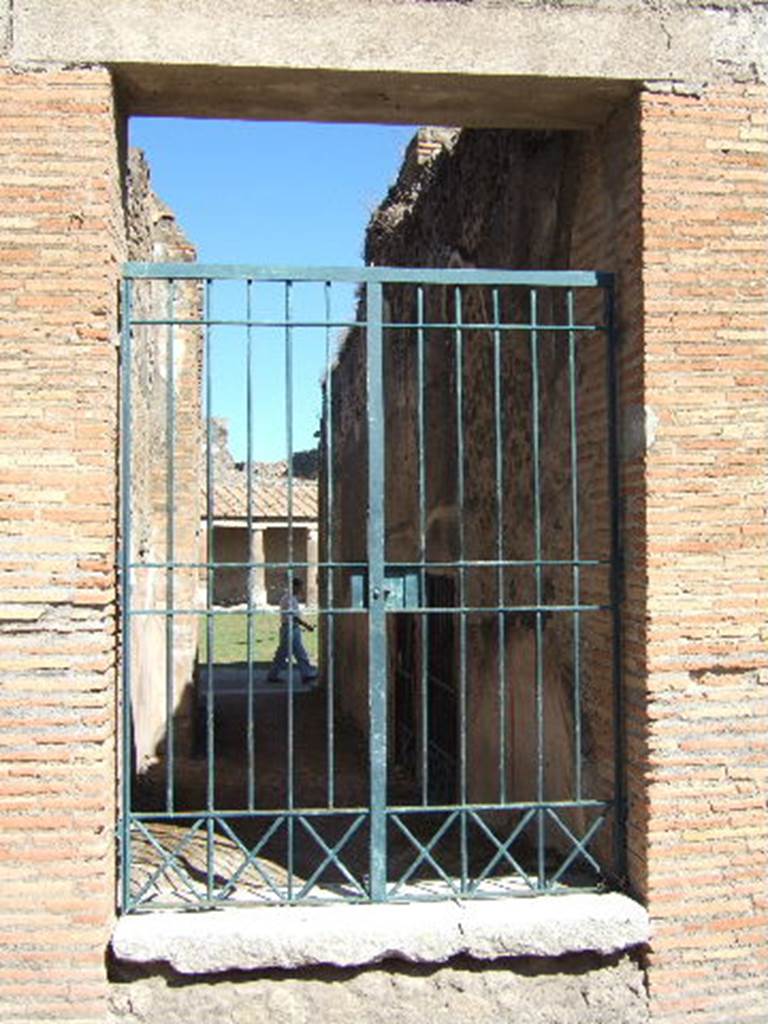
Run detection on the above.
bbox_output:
[119,264,622,910]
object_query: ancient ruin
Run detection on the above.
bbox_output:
[1,2,767,1023]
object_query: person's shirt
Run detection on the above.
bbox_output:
[279,590,300,620]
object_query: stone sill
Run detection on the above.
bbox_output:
[111,892,649,974]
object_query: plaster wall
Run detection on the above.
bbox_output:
[125,150,202,769]
[211,527,310,606]
[264,528,309,605]
[211,526,250,607]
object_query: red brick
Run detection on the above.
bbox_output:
[0,63,121,1023]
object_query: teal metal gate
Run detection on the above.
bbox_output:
[119,264,623,910]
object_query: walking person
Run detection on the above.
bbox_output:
[267,576,318,685]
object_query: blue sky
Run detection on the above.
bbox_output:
[129,118,415,461]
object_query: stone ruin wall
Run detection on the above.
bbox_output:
[107,947,648,1024]
[1,4,767,1022]
[125,149,202,769]
[330,112,640,862]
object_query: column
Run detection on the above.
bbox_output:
[248,526,267,607]
[306,527,319,607]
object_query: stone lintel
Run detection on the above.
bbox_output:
[113,65,635,130]
[8,2,768,125]
[8,1,764,82]
[111,893,649,974]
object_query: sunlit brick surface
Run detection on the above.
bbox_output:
[633,84,768,1024]
[0,65,123,1022]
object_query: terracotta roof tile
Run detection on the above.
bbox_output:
[207,477,317,520]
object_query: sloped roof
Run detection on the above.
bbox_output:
[207,476,317,520]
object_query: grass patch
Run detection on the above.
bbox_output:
[199,612,318,664]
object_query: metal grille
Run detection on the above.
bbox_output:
[119,264,623,911]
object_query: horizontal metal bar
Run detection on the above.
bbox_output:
[128,560,368,570]
[131,318,363,329]
[126,897,372,911]
[123,262,613,289]
[128,316,606,334]
[129,885,609,912]
[375,603,612,615]
[390,322,608,333]
[125,603,611,617]
[382,558,609,569]
[386,800,612,813]
[127,799,611,821]
[126,607,366,617]
[128,557,609,571]
[209,521,314,529]
[129,808,370,820]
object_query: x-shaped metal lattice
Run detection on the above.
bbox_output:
[545,808,605,886]
[214,815,288,901]
[129,818,209,907]
[388,811,462,897]
[295,814,368,900]
[466,809,537,894]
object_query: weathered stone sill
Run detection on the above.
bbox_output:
[111,892,648,974]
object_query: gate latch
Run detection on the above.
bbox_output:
[350,570,421,610]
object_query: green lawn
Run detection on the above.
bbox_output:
[199,612,318,664]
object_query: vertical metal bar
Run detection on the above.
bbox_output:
[284,280,295,900]
[206,815,215,906]
[492,287,507,805]
[530,288,546,889]
[567,289,583,803]
[164,279,176,813]
[416,285,429,806]
[367,280,387,901]
[605,281,626,884]
[204,278,215,904]
[324,281,336,809]
[454,286,468,894]
[245,279,256,811]
[119,277,134,911]
[204,279,215,818]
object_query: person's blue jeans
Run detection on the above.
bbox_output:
[268,621,316,681]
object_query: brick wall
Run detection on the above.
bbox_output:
[634,83,768,1024]
[335,88,768,1021]
[0,58,764,1024]
[339,121,637,860]
[0,66,123,1021]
